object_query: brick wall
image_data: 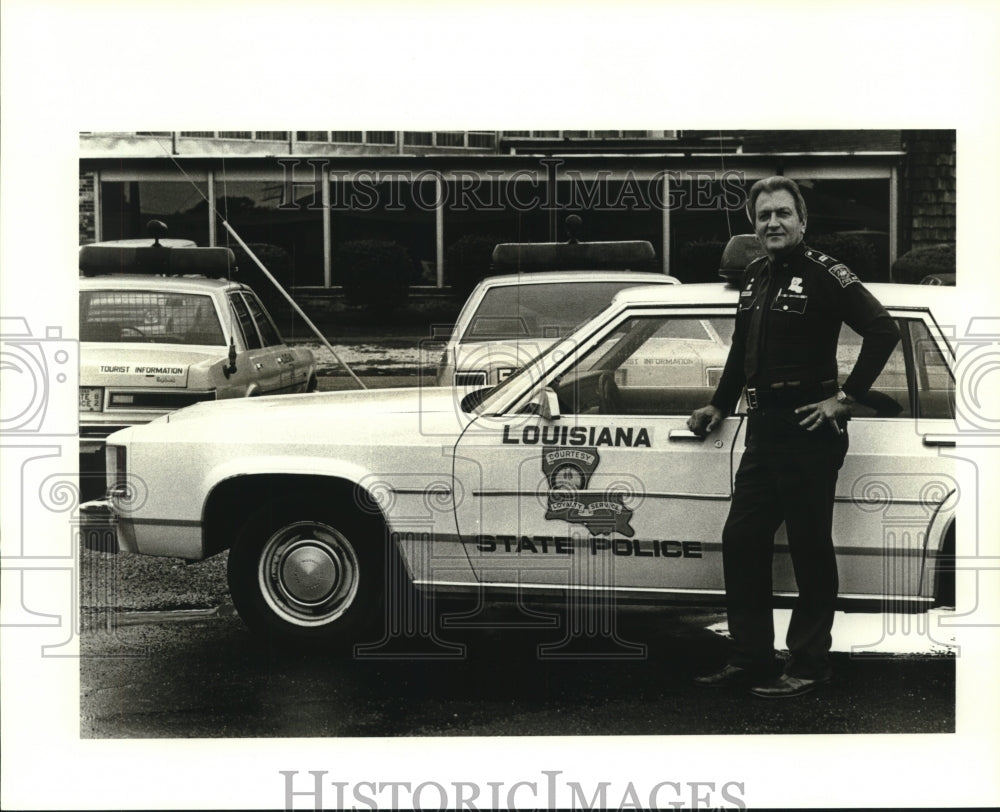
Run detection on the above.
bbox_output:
[79,170,95,243]
[902,130,956,251]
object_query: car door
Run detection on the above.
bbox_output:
[242,290,301,392]
[816,313,955,602]
[718,311,956,603]
[453,307,740,597]
[228,291,281,394]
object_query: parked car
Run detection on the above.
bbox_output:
[79,235,317,503]
[95,282,956,645]
[438,250,678,392]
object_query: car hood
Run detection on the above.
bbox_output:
[453,339,558,371]
[80,343,226,388]
[111,386,476,445]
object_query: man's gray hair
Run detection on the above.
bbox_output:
[746,176,808,223]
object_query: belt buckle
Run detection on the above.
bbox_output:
[746,387,759,410]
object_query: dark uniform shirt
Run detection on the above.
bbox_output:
[710,242,900,416]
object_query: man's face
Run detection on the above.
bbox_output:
[753,189,806,256]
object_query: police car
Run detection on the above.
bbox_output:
[437,269,680,390]
[437,238,678,392]
[96,280,956,646]
[79,229,317,463]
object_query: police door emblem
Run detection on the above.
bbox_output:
[542,447,635,537]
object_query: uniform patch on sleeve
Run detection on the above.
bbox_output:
[828,263,860,288]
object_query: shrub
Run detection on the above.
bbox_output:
[808,233,882,281]
[891,244,956,284]
[334,239,412,313]
[445,233,501,299]
[228,242,295,315]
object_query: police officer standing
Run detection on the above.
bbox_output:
[689,176,900,698]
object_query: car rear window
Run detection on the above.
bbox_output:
[463,281,656,342]
[80,291,225,345]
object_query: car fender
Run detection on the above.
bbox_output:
[919,488,957,600]
[201,453,459,537]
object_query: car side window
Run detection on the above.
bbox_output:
[230,293,261,350]
[243,292,283,348]
[908,319,954,419]
[836,321,910,418]
[835,317,953,420]
[553,314,733,416]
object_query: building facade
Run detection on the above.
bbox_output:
[79,130,955,288]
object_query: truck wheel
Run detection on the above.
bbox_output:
[227,498,384,646]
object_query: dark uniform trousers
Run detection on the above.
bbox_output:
[722,408,848,680]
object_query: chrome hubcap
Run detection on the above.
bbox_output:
[258,521,360,627]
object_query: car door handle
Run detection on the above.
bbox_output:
[922,435,956,448]
[668,429,705,441]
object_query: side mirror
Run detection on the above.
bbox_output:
[223,336,238,378]
[540,387,561,421]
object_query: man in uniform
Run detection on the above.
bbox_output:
[689,176,900,698]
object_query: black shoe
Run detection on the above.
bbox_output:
[694,664,751,688]
[749,673,830,699]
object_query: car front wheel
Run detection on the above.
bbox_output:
[227,499,384,646]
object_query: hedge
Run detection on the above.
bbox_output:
[445,233,501,300]
[334,239,412,313]
[891,244,956,284]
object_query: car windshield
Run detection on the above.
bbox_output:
[462,280,659,342]
[80,290,226,345]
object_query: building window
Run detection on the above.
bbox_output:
[296,131,329,142]
[561,130,589,138]
[331,131,364,143]
[436,132,466,147]
[217,131,252,139]
[180,131,215,138]
[99,179,210,246]
[531,131,559,138]
[135,131,171,136]
[255,131,289,141]
[467,132,496,148]
[502,130,530,138]
[217,180,325,287]
[329,176,434,286]
[366,131,396,145]
[622,130,650,138]
[404,131,433,146]
[592,130,621,138]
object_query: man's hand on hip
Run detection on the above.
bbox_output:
[796,396,851,434]
[688,405,723,437]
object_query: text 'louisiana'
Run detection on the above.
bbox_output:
[502,425,651,447]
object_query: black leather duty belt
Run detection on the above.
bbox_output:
[745,380,837,410]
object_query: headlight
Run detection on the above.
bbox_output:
[105,444,128,498]
[455,370,488,387]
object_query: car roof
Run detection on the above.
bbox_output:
[87,238,197,248]
[612,281,955,318]
[474,270,679,289]
[79,274,244,294]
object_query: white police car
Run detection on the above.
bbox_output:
[437,270,680,389]
[79,232,317,459]
[437,238,678,392]
[98,280,956,646]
